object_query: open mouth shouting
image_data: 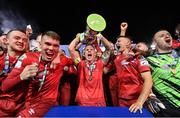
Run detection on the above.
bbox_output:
[86,53,93,60]
[45,50,56,61]
[164,37,172,46]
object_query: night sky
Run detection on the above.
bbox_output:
[0,0,180,45]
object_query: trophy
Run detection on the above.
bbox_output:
[76,13,106,51]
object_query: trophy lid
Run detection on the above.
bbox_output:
[86,13,106,32]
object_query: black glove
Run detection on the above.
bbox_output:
[145,95,166,114]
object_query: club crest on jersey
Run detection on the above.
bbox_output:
[140,60,149,66]
[121,60,129,65]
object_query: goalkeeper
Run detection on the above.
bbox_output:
[147,30,180,116]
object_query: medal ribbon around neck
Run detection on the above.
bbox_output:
[0,52,21,75]
[85,60,96,81]
[3,52,10,74]
[33,55,50,91]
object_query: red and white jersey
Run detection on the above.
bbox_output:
[114,53,150,100]
[75,59,106,106]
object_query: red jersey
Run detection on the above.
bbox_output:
[114,54,150,102]
[172,39,180,49]
[0,53,30,115]
[0,52,18,85]
[1,52,72,105]
[75,59,106,106]
[27,53,73,104]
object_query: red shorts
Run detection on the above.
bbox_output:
[17,99,57,117]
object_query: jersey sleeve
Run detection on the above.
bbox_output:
[1,54,28,92]
[137,56,150,73]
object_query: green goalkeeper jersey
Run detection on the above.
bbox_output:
[147,51,180,108]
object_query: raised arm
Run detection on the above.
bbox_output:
[100,35,113,51]
[68,34,81,65]
[120,22,128,36]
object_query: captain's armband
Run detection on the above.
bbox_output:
[74,57,81,65]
